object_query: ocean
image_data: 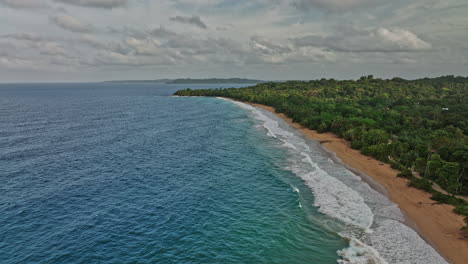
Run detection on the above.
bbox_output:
[0,83,446,263]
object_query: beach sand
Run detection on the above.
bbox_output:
[244,101,468,264]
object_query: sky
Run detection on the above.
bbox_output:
[0,0,467,82]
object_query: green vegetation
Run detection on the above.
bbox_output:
[175,75,468,229]
[408,178,435,193]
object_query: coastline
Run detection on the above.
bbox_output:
[223,98,467,264]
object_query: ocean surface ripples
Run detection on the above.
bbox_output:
[1,83,344,264]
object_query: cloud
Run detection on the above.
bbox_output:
[0,0,465,80]
[0,0,47,9]
[0,33,79,72]
[1,33,48,42]
[1,33,70,55]
[53,0,127,9]
[0,57,41,70]
[106,26,149,39]
[248,36,334,64]
[50,14,94,33]
[74,34,109,50]
[125,37,162,56]
[0,41,20,57]
[169,15,208,29]
[293,27,432,52]
[150,26,180,38]
[250,36,292,55]
[294,0,373,11]
[88,49,178,67]
[38,42,67,56]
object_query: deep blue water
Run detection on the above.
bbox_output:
[0,83,345,264]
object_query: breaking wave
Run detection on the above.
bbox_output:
[224,98,447,264]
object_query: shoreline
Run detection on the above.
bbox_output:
[313,134,438,253]
[222,98,467,264]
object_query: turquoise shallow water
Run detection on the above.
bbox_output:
[0,83,346,264]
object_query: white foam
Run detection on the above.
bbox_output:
[361,220,447,264]
[224,98,448,264]
[231,100,374,229]
[337,238,388,264]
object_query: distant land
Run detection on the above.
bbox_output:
[104,78,264,84]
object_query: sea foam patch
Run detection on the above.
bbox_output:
[224,98,448,264]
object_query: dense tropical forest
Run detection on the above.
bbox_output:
[175,75,468,230]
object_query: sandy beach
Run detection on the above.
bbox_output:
[240,101,467,264]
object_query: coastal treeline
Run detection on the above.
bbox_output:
[175,75,468,229]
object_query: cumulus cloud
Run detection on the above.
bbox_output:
[169,15,208,29]
[293,27,432,52]
[53,0,127,9]
[0,0,48,9]
[50,14,94,33]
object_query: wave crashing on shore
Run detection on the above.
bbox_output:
[225,99,447,264]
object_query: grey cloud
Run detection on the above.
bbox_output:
[3,32,108,56]
[90,51,147,66]
[106,26,179,40]
[110,29,246,63]
[88,50,178,67]
[0,41,20,57]
[74,35,133,56]
[293,27,432,52]
[75,34,109,49]
[294,0,373,11]
[125,37,162,56]
[108,26,227,56]
[0,0,48,9]
[250,36,292,55]
[0,33,61,54]
[50,14,94,33]
[161,35,242,56]
[1,33,48,42]
[106,26,150,39]
[38,42,67,56]
[105,26,121,34]
[0,57,41,70]
[53,0,127,9]
[0,54,78,71]
[169,16,208,29]
[215,24,234,31]
[0,33,79,72]
[248,36,334,64]
[0,31,138,71]
[112,29,334,66]
[150,26,179,38]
